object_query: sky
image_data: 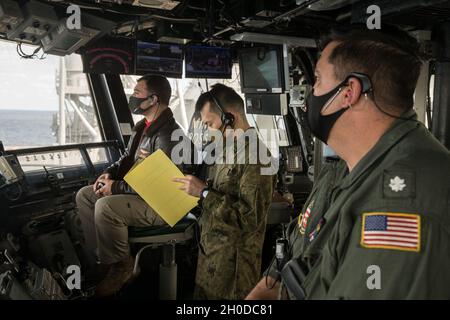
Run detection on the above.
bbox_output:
[0,40,60,111]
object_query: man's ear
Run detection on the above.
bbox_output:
[149,94,159,106]
[342,77,363,107]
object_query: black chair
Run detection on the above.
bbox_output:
[128,213,197,300]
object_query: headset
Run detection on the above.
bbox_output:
[346,72,417,122]
[208,91,235,128]
[346,72,373,94]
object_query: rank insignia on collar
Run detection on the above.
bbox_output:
[298,200,315,235]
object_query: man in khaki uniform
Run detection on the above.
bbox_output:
[76,75,185,297]
[174,84,276,299]
[246,27,450,299]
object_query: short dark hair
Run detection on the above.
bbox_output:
[195,83,245,115]
[138,74,172,106]
[322,25,423,113]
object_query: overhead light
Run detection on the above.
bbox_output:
[132,0,180,10]
[230,32,316,48]
[240,18,272,29]
[296,0,356,11]
[157,21,192,44]
[157,35,191,45]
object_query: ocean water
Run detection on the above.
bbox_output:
[0,109,57,149]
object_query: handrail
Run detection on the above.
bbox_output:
[3,140,121,156]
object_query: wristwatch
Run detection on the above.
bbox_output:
[200,188,209,200]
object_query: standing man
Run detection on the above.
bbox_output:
[174,84,276,299]
[246,27,450,299]
[76,74,184,297]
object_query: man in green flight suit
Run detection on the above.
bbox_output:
[246,26,450,299]
[174,83,276,299]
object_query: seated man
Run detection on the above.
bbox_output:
[246,26,450,300]
[76,74,186,297]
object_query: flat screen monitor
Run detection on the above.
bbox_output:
[136,41,183,78]
[238,46,285,93]
[81,37,135,74]
[185,45,232,79]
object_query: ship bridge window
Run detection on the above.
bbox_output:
[0,41,103,151]
[120,64,288,158]
[17,149,85,173]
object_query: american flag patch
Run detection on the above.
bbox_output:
[361,213,421,252]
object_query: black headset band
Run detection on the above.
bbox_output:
[345,72,373,94]
[208,91,225,115]
[345,72,417,123]
[208,91,234,127]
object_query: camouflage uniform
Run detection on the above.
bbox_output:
[195,130,276,300]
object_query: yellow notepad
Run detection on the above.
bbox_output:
[124,149,198,227]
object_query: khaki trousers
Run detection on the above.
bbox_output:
[75,185,165,265]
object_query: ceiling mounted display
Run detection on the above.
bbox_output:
[81,37,136,75]
[41,23,101,56]
[41,11,114,56]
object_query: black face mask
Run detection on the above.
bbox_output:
[306,79,349,144]
[128,95,155,115]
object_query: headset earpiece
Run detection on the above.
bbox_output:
[347,72,373,94]
[221,112,234,127]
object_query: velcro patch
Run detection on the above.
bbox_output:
[361,212,420,252]
[298,200,314,235]
[383,170,415,199]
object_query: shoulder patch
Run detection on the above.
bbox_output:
[298,200,315,235]
[361,212,421,252]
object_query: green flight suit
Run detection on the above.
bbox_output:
[269,111,450,299]
[195,131,276,300]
